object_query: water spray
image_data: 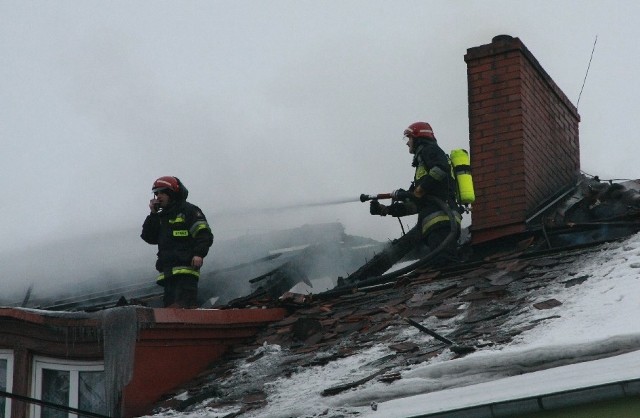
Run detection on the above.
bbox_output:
[216,197,362,217]
[219,195,398,218]
[277,197,361,210]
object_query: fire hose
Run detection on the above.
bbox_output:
[336,193,459,289]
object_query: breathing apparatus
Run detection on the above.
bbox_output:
[449,149,475,209]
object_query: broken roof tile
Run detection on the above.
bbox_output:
[389,341,420,353]
[429,304,463,319]
[460,286,510,301]
[364,320,394,335]
[533,298,563,309]
[464,303,513,323]
[335,320,367,334]
[564,275,589,287]
[407,291,435,306]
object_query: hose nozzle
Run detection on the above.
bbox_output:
[360,193,391,202]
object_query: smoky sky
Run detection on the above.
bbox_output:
[1,0,639,257]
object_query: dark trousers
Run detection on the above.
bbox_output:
[422,223,460,268]
[425,225,458,254]
[162,276,198,308]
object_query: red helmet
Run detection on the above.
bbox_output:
[152,176,180,193]
[404,122,435,139]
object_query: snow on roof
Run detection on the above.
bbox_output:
[360,347,640,417]
[143,230,640,418]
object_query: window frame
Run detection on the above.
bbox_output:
[0,350,14,418]
[31,357,105,418]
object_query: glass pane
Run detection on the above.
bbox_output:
[41,369,69,418]
[79,371,107,415]
[0,359,6,418]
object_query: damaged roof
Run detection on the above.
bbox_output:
[6,222,383,312]
[144,178,640,418]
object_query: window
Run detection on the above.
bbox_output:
[0,350,14,418]
[31,357,106,418]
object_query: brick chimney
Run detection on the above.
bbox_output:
[464,35,581,245]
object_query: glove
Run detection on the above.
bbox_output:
[370,200,389,216]
[391,189,412,201]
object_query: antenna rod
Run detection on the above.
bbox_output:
[577,35,598,109]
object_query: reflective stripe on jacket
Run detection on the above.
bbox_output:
[156,266,200,283]
[421,210,462,236]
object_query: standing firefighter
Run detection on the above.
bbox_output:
[369,122,461,265]
[141,176,214,308]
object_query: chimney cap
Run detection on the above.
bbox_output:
[492,34,514,43]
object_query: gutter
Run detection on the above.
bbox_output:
[404,377,640,418]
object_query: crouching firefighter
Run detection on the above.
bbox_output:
[141,176,214,308]
[370,122,462,266]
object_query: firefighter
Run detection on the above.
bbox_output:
[141,176,214,308]
[370,122,461,264]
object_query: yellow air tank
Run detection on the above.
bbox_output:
[450,149,475,204]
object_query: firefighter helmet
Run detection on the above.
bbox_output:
[152,176,189,200]
[404,122,435,139]
[152,176,180,194]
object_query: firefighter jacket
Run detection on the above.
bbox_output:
[410,138,457,204]
[141,200,214,284]
[388,138,461,237]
